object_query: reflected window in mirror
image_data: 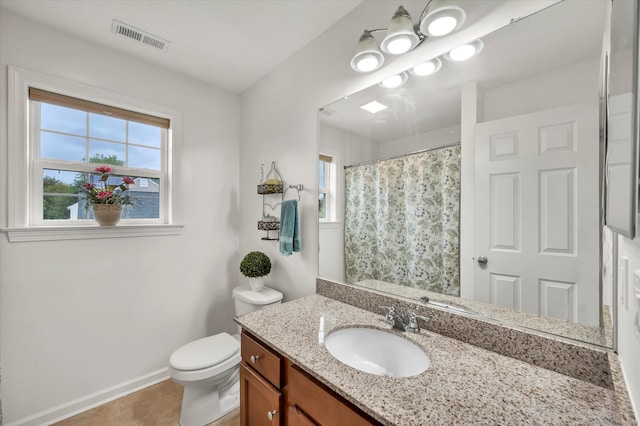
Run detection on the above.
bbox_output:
[319,154,337,222]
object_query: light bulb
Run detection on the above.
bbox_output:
[350,30,384,73]
[386,37,412,54]
[380,6,420,55]
[379,72,408,89]
[410,58,442,77]
[413,61,436,75]
[419,5,466,37]
[356,55,381,72]
[448,44,476,61]
[427,16,457,36]
[382,75,403,88]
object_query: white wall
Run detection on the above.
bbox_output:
[482,57,600,122]
[377,124,461,158]
[617,235,640,415]
[0,11,240,425]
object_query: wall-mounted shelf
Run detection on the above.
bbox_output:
[258,162,283,240]
[258,183,284,194]
[256,162,304,241]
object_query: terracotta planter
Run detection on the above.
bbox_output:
[93,204,123,226]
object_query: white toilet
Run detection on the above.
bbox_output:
[168,285,284,426]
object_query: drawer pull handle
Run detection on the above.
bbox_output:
[250,355,260,364]
[267,409,277,421]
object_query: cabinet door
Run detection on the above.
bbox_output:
[287,405,317,426]
[240,362,283,426]
[284,361,379,426]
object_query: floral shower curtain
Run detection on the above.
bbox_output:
[345,145,461,296]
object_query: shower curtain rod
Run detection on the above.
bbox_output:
[344,142,460,169]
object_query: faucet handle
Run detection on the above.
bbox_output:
[380,305,396,325]
[407,312,430,333]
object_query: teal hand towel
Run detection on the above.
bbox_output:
[280,199,301,256]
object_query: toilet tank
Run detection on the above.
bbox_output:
[233,285,283,316]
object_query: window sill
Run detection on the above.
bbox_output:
[319,221,342,230]
[3,224,184,242]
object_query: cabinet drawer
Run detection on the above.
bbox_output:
[285,361,379,426]
[287,405,317,426]
[242,332,282,388]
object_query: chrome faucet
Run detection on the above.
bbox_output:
[380,306,430,333]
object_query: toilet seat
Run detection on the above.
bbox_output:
[169,333,240,374]
[169,350,241,383]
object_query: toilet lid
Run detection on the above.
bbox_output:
[233,285,283,305]
[170,333,239,371]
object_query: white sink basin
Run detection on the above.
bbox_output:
[323,327,430,377]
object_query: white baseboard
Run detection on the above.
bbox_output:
[5,368,169,426]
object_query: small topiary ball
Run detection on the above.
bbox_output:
[240,251,272,278]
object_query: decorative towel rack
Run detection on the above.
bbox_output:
[256,162,303,241]
[284,184,304,201]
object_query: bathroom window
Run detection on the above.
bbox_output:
[319,154,336,222]
[6,66,183,240]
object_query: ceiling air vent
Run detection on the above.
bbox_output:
[111,19,170,52]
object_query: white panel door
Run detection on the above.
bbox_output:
[474,103,600,326]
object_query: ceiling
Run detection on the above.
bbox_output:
[0,0,363,93]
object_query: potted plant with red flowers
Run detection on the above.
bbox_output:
[81,165,135,226]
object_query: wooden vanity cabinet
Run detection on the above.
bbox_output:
[240,330,381,426]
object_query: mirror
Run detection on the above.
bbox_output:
[605,0,638,238]
[318,0,616,347]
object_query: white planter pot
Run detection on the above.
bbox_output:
[248,277,265,291]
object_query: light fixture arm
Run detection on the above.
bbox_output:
[364,28,389,35]
[418,0,435,26]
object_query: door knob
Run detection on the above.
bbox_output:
[477,256,488,265]
[250,355,260,364]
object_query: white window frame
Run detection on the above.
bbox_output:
[5,66,184,241]
[319,153,337,223]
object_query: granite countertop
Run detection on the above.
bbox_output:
[235,294,625,426]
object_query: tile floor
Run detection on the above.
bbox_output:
[53,379,240,426]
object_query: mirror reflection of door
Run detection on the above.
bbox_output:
[474,103,600,326]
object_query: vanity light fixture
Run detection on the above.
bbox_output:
[360,100,389,114]
[444,39,484,61]
[409,57,443,76]
[379,72,409,88]
[350,1,467,73]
